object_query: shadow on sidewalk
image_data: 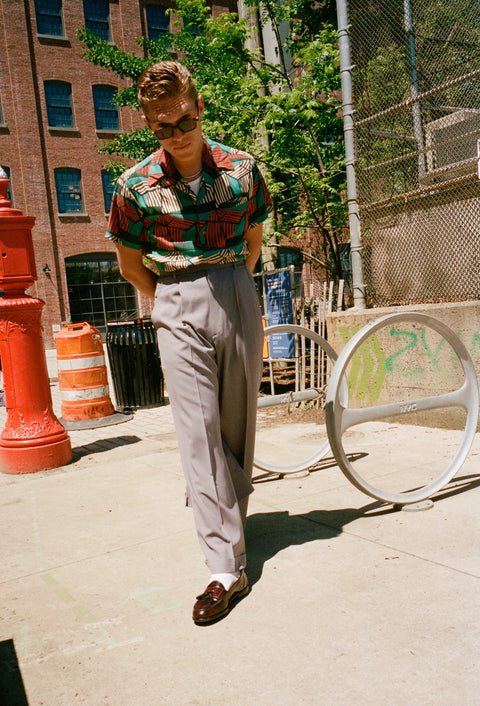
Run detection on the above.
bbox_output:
[245,504,381,587]
[71,435,142,461]
[245,471,480,587]
[0,639,29,706]
[252,452,368,483]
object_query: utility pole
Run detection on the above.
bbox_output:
[336,0,366,308]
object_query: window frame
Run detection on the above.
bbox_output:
[44,80,74,128]
[145,4,170,40]
[65,253,139,335]
[34,0,64,37]
[101,170,115,214]
[54,167,84,214]
[83,0,110,41]
[92,84,120,132]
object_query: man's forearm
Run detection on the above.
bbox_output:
[123,266,157,299]
[244,224,263,273]
[115,243,157,299]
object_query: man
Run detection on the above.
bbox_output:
[106,61,272,624]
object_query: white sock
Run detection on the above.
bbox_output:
[210,571,241,591]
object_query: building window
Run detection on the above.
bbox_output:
[101,170,115,213]
[0,97,4,125]
[34,0,64,37]
[92,85,119,131]
[66,254,138,335]
[1,166,12,204]
[83,0,110,41]
[146,5,170,40]
[54,168,83,213]
[44,81,73,128]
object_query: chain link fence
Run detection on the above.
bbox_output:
[347,0,480,306]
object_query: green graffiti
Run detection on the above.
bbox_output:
[385,329,418,372]
[336,324,480,401]
[355,340,374,400]
[338,326,353,346]
[338,325,386,401]
[471,332,480,353]
[421,326,446,369]
[339,325,361,394]
[368,334,387,400]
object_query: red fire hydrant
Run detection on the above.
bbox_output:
[0,171,72,473]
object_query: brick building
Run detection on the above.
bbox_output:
[0,0,235,347]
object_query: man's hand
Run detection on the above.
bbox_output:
[115,242,157,299]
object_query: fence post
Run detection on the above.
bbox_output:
[336,0,366,309]
[404,0,426,179]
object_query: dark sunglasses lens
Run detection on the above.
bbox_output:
[156,126,173,139]
[178,118,197,133]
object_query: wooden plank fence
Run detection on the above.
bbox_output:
[297,279,344,406]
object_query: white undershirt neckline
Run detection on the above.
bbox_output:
[187,176,202,196]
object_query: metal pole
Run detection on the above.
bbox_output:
[404,0,425,178]
[336,0,366,308]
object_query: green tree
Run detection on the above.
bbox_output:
[78,0,347,282]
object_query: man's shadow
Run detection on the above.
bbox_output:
[244,505,377,586]
[244,471,480,587]
[0,639,29,705]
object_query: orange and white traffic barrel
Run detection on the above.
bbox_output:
[55,323,115,421]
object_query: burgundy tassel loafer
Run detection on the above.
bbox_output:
[192,570,250,625]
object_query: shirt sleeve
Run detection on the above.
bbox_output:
[245,161,273,228]
[105,175,146,250]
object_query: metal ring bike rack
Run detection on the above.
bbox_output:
[255,324,343,476]
[256,313,479,506]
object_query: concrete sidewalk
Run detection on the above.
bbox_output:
[0,368,479,705]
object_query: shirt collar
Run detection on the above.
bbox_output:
[146,138,235,187]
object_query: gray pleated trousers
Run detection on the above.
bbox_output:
[151,262,263,573]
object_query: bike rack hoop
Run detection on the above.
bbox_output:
[325,311,479,505]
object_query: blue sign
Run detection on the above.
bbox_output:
[264,271,295,358]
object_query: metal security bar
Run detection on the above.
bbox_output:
[344,0,480,307]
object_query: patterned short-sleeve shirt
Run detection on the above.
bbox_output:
[106,136,272,273]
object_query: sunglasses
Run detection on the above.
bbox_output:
[153,116,199,140]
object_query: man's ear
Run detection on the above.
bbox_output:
[141,114,152,132]
[198,95,205,119]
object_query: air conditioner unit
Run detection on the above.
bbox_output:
[421,109,480,184]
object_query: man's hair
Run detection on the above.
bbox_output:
[137,61,198,109]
